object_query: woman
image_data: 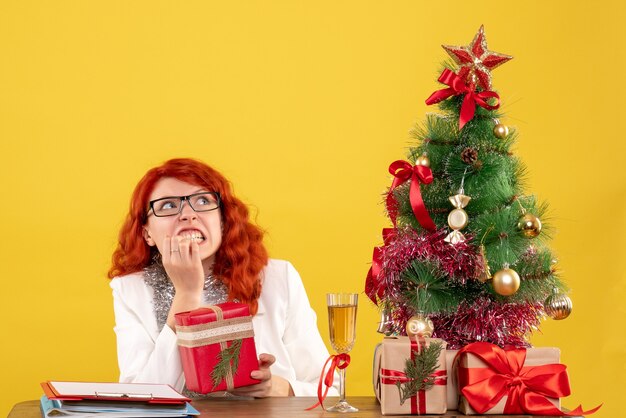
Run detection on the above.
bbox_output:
[108,158,334,397]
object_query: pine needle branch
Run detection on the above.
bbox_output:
[211,339,242,388]
[396,341,443,405]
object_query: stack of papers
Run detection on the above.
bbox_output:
[40,381,199,417]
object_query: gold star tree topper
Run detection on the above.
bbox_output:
[442,25,513,90]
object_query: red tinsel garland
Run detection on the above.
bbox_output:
[375,228,541,348]
[379,228,482,297]
[431,298,542,349]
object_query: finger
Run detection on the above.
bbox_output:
[258,353,276,369]
[230,382,270,397]
[250,368,271,381]
[177,235,191,263]
[170,236,183,262]
[190,239,201,265]
[162,236,172,263]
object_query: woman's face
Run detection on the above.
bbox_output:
[142,177,223,270]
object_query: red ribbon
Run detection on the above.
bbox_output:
[410,337,421,414]
[381,369,447,414]
[387,160,436,231]
[366,159,437,304]
[365,228,395,304]
[425,68,500,130]
[456,342,602,416]
[305,353,350,411]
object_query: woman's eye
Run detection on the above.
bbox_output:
[158,200,178,210]
[196,197,210,205]
[193,194,217,206]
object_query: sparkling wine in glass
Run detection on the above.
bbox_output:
[326,293,358,413]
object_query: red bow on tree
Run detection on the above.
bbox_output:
[365,228,395,304]
[386,160,436,231]
[367,160,435,304]
[456,342,601,416]
[425,69,500,130]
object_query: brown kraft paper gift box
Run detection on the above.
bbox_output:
[445,349,459,410]
[374,336,447,415]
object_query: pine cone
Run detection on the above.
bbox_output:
[461,147,478,164]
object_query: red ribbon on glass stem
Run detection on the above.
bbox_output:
[456,342,601,416]
[305,353,350,411]
[387,160,436,232]
[425,68,500,130]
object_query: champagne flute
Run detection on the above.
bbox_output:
[326,293,358,413]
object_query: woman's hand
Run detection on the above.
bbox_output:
[163,235,205,329]
[162,235,205,293]
[230,354,294,397]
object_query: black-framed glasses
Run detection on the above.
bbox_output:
[147,192,221,217]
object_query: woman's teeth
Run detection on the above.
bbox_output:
[181,231,205,242]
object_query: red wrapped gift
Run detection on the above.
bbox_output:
[444,348,557,411]
[175,302,260,393]
[374,336,447,415]
[455,342,601,416]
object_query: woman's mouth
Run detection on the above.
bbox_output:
[179,230,206,242]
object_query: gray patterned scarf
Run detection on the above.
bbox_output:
[143,259,229,330]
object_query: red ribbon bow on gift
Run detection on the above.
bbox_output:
[305,353,350,411]
[425,68,500,130]
[456,342,602,416]
[386,160,436,231]
[364,228,395,304]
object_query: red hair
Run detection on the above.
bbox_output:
[108,158,268,315]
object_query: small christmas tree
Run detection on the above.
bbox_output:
[365,26,572,349]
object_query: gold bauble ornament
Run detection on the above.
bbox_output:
[544,289,573,320]
[493,123,509,139]
[517,213,542,238]
[415,153,430,167]
[406,312,434,338]
[492,267,520,296]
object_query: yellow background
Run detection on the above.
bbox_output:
[1,1,624,417]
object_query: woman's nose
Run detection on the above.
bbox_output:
[178,200,197,220]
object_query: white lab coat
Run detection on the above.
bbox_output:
[110,259,337,396]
